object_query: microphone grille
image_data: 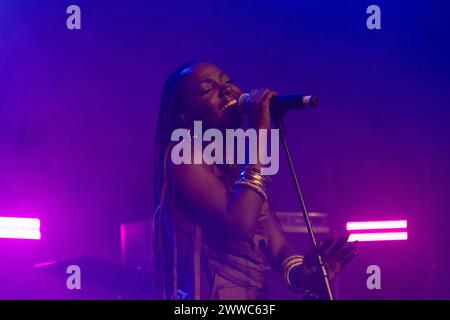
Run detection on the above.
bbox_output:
[303,95,318,107]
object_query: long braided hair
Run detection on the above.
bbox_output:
[152,61,242,298]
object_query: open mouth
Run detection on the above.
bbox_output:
[221,99,238,111]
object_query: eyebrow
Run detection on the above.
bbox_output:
[196,72,229,86]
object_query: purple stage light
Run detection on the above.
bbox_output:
[346,219,408,242]
[348,232,408,242]
[0,217,41,240]
[347,220,407,231]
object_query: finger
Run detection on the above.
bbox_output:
[261,89,275,104]
[318,237,334,254]
[337,243,357,261]
[250,88,263,99]
[255,88,270,102]
[244,89,254,104]
[329,235,349,255]
[248,89,257,100]
[341,251,358,268]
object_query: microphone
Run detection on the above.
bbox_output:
[238,93,318,117]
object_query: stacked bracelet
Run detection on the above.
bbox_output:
[234,165,271,201]
[281,255,304,289]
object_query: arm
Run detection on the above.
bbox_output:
[264,205,322,294]
[169,145,265,242]
[264,202,358,294]
[264,202,302,273]
[169,88,278,242]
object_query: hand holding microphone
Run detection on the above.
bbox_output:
[239,88,278,130]
[238,90,318,126]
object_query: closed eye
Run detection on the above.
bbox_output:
[200,88,212,95]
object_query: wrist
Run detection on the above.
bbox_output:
[281,255,304,290]
[235,165,271,201]
[289,263,324,292]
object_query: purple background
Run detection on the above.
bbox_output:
[1,0,449,299]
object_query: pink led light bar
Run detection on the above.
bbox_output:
[346,219,408,242]
[0,217,41,240]
[348,232,408,242]
[346,220,407,231]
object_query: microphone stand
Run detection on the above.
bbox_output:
[272,111,335,301]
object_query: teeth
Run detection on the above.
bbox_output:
[222,99,237,110]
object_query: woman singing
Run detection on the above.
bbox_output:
[152,61,356,300]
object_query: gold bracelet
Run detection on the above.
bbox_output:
[239,174,265,190]
[239,166,271,188]
[241,165,271,183]
[240,171,270,187]
[281,255,304,288]
[281,255,304,270]
[235,179,268,201]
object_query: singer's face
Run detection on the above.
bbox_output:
[176,62,244,130]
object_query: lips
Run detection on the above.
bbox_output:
[221,99,238,111]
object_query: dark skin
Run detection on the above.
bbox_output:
[168,62,357,290]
